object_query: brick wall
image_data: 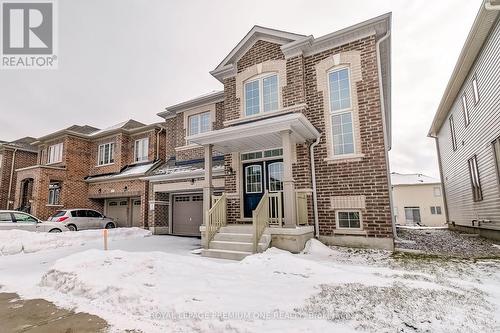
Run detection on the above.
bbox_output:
[0,148,37,209]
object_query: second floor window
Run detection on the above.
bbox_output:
[449,115,457,151]
[47,143,63,164]
[329,68,354,155]
[472,76,480,104]
[98,142,114,165]
[468,155,483,202]
[189,112,211,136]
[134,138,149,163]
[244,73,279,116]
[462,94,470,127]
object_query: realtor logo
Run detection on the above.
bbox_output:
[1,0,57,69]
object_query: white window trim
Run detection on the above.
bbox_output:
[97,142,115,166]
[243,72,279,117]
[462,94,470,127]
[47,143,63,165]
[327,66,358,158]
[244,165,263,194]
[240,148,283,162]
[335,210,363,230]
[134,138,149,163]
[188,111,212,137]
[267,161,284,193]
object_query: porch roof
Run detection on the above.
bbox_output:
[186,113,320,154]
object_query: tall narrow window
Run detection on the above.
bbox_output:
[462,94,470,126]
[244,73,278,116]
[48,182,61,205]
[449,116,457,151]
[493,137,500,183]
[472,76,480,104]
[98,142,114,165]
[47,143,63,164]
[328,68,354,156]
[468,155,483,201]
[245,165,262,193]
[188,112,211,136]
[134,138,149,163]
[268,162,284,192]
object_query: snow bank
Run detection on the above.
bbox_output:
[301,238,335,257]
[0,228,151,256]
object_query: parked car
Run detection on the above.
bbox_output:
[0,210,69,233]
[48,209,116,231]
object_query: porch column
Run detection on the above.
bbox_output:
[202,144,213,226]
[281,130,296,228]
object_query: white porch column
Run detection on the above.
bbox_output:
[281,130,296,228]
[203,144,213,226]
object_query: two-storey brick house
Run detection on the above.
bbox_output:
[146,13,394,259]
[0,137,38,210]
[14,120,166,225]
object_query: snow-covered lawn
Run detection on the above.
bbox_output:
[0,231,499,333]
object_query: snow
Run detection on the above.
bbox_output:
[396,225,448,230]
[0,227,151,255]
[0,236,499,332]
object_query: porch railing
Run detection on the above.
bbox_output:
[268,192,283,227]
[296,192,308,225]
[252,191,270,253]
[206,193,227,243]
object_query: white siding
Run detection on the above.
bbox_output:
[437,18,500,227]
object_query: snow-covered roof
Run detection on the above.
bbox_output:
[145,159,225,181]
[86,161,160,182]
[391,172,441,186]
[89,120,146,136]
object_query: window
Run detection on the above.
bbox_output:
[472,76,480,104]
[494,137,500,183]
[430,206,442,215]
[244,73,279,116]
[0,212,12,222]
[404,207,421,224]
[433,187,441,197]
[134,138,149,162]
[241,148,282,161]
[87,210,102,218]
[245,165,262,193]
[48,182,61,205]
[462,94,470,126]
[336,211,361,229]
[468,155,483,201]
[268,162,284,192]
[328,68,355,156]
[98,142,114,165]
[47,143,63,164]
[189,112,211,136]
[449,116,457,151]
[13,213,37,223]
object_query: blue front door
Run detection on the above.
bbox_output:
[243,160,284,218]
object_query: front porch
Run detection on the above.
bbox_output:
[187,113,320,259]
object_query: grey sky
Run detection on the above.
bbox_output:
[0,0,481,178]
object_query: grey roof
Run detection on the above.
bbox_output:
[158,91,224,119]
[151,159,225,177]
[66,125,100,135]
[0,137,38,152]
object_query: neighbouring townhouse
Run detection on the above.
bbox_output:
[146,13,394,259]
[428,0,500,241]
[13,120,166,227]
[391,172,446,227]
[0,137,38,210]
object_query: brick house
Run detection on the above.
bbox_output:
[0,137,38,210]
[146,13,394,259]
[13,120,166,225]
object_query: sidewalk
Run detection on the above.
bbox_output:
[0,293,108,333]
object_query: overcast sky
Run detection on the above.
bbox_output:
[0,0,481,178]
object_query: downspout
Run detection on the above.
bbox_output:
[309,137,321,238]
[7,148,18,210]
[376,27,400,241]
[156,127,164,160]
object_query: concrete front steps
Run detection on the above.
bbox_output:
[202,224,271,260]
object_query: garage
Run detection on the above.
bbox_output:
[172,193,203,236]
[106,199,129,227]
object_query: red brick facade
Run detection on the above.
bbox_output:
[0,148,37,209]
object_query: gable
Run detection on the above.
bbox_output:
[237,40,285,73]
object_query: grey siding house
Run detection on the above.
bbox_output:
[429,0,500,240]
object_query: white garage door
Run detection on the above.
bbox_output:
[172,194,203,236]
[107,199,129,227]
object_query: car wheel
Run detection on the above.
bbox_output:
[67,224,77,231]
[49,229,62,233]
[105,222,115,229]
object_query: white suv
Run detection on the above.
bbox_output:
[48,209,116,231]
